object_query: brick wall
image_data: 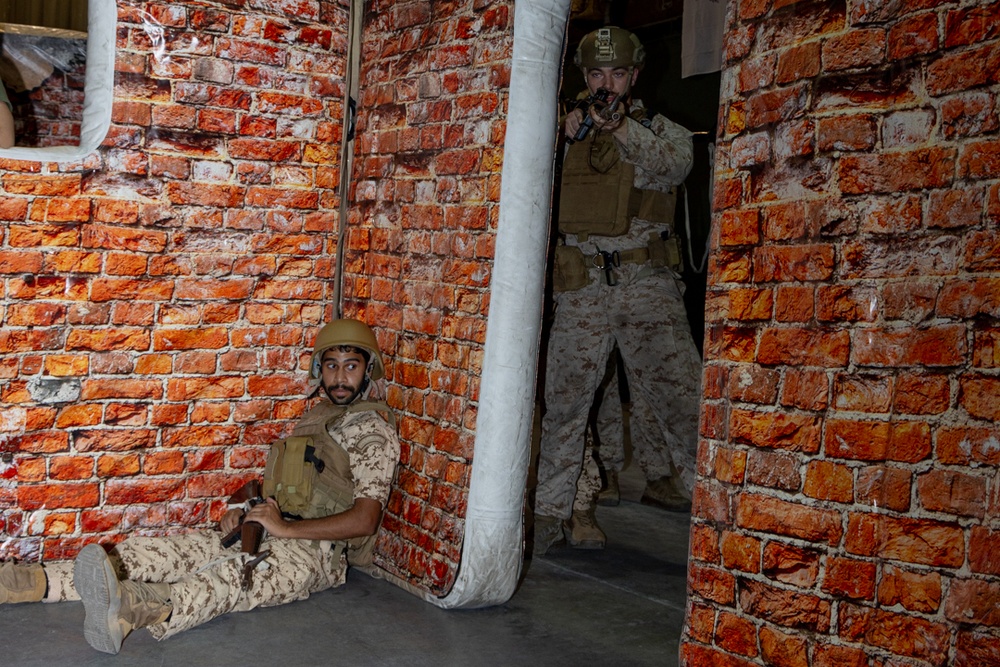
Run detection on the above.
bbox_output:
[0,1,351,562]
[683,0,1000,665]
[344,0,512,595]
[10,52,87,148]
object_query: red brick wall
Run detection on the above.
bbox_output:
[11,55,87,148]
[344,0,512,595]
[683,0,1000,665]
[0,1,351,561]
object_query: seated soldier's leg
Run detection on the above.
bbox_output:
[42,561,77,602]
[0,561,46,604]
[112,532,228,584]
[74,531,245,653]
[149,536,344,641]
[74,544,172,655]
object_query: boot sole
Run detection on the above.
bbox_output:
[564,527,606,550]
[641,496,692,513]
[74,544,124,654]
[567,538,605,549]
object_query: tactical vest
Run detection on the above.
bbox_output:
[557,112,677,241]
[262,399,395,568]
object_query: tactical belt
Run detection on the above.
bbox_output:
[553,232,683,291]
[592,246,649,269]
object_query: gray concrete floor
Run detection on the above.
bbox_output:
[3,492,690,667]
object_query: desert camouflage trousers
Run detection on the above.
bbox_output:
[538,261,702,520]
[41,531,346,640]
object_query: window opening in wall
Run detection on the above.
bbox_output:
[0,0,114,161]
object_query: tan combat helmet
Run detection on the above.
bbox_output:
[574,26,646,71]
[309,318,385,382]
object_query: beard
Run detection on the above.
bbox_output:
[323,380,363,406]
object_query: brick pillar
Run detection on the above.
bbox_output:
[683,0,1000,664]
[344,0,514,596]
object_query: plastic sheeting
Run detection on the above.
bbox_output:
[0,0,114,162]
[0,22,87,93]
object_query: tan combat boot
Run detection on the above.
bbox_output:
[74,544,172,654]
[641,475,692,512]
[0,561,46,604]
[533,514,565,556]
[564,508,606,549]
[597,469,620,506]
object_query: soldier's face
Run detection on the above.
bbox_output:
[320,349,368,405]
[585,66,638,98]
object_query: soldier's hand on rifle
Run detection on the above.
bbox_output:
[220,508,244,534]
[564,108,586,140]
[245,497,287,537]
[589,103,625,134]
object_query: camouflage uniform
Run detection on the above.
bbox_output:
[40,405,399,639]
[538,106,701,521]
[583,358,676,487]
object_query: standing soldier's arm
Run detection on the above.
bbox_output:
[615,114,694,186]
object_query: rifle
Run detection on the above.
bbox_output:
[568,88,623,144]
[220,480,270,589]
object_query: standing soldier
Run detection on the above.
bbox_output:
[535,26,702,555]
[0,319,400,655]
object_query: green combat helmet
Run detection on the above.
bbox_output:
[574,26,645,71]
[309,318,385,382]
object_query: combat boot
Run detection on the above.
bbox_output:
[533,514,564,556]
[0,561,45,604]
[564,508,606,549]
[641,475,692,512]
[597,469,620,506]
[74,544,172,654]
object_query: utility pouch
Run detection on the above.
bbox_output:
[553,244,591,292]
[637,187,677,226]
[262,435,318,517]
[647,232,684,272]
[558,139,636,239]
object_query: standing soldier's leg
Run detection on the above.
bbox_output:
[536,292,612,555]
[594,353,626,505]
[567,428,607,549]
[631,391,692,511]
[616,275,702,496]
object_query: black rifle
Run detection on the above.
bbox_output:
[568,88,622,143]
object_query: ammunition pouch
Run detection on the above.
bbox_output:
[646,232,684,273]
[553,244,591,292]
[262,436,324,518]
[558,132,679,241]
[260,401,395,568]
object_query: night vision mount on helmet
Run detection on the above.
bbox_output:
[574,26,646,71]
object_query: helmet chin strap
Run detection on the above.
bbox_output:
[357,362,374,399]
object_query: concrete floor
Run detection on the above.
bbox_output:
[3,494,690,667]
